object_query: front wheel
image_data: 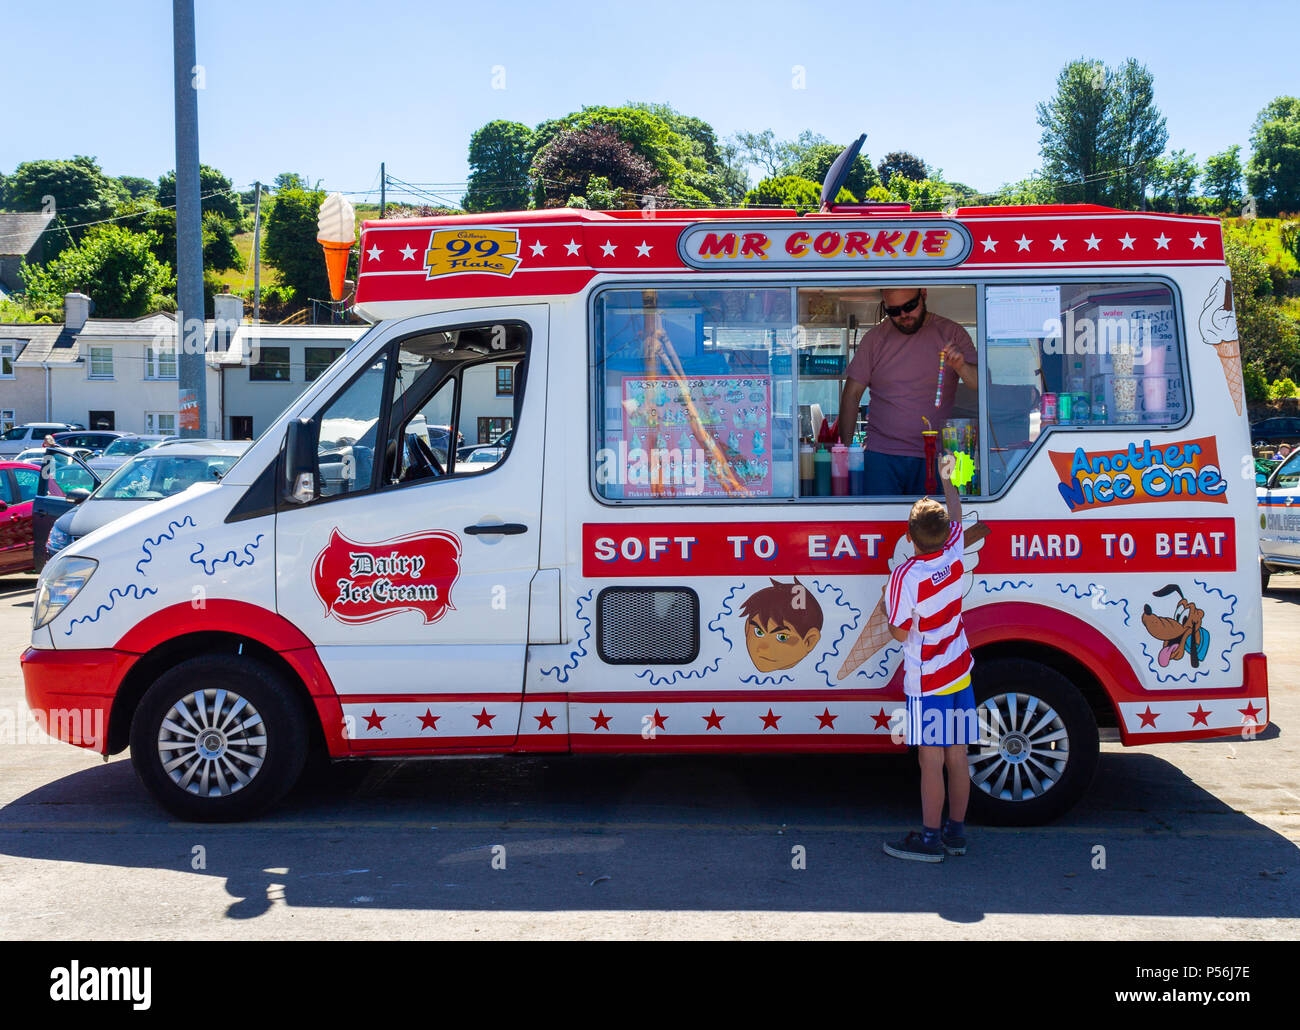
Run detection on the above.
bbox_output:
[1261,561,1272,593]
[964,658,1099,826]
[130,654,309,821]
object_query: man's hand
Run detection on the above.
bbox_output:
[941,343,978,389]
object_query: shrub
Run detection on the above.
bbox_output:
[1266,376,1299,400]
[1245,360,1268,402]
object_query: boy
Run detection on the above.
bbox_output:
[882,455,978,862]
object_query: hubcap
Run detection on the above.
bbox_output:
[969,692,1069,803]
[156,688,266,798]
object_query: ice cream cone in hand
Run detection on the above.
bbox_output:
[1199,277,1242,415]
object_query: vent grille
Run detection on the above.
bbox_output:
[597,588,699,665]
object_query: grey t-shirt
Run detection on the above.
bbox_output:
[844,312,976,458]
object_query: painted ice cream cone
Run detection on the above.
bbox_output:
[836,599,892,681]
[1199,277,1242,415]
[319,240,352,302]
[317,192,357,303]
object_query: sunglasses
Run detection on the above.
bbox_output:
[884,293,922,317]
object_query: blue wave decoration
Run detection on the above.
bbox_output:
[65,583,159,635]
[979,579,1030,594]
[1139,639,1209,684]
[136,516,197,575]
[738,673,795,686]
[1194,579,1246,674]
[1056,582,1133,627]
[811,579,865,689]
[634,658,725,686]
[706,584,742,652]
[540,590,593,683]
[852,642,904,683]
[189,534,265,575]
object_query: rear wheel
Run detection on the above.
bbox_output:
[129,654,309,821]
[1261,562,1272,593]
[965,658,1099,826]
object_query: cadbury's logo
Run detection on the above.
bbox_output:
[311,529,462,624]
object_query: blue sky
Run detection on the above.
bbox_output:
[2,0,1294,204]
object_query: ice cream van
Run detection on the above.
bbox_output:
[22,191,1269,822]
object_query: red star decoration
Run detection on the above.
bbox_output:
[474,708,496,729]
[703,709,724,730]
[1189,705,1211,727]
[1239,702,1263,724]
[534,709,556,731]
[650,709,668,730]
[872,708,893,730]
[418,709,440,731]
[1137,706,1159,728]
[760,708,782,731]
[815,708,838,730]
[591,709,612,731]
[364,709,385,731]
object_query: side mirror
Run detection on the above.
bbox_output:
[283,417,319,504]
[0,501,7,513]
[68,488,92,504]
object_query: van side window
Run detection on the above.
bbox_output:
[379,322,528,489]
[983,281,1186,494]
[593,288,796,500]
[316,352,389,498]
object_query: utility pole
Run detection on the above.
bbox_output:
[380,162,386,218]
[252,181,262,323]
[173,0,207,438]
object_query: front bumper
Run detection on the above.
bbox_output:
[21,647,137,753]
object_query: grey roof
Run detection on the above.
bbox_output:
[75,312,177,338]
[0,212,55,256]
[0,323,78,365]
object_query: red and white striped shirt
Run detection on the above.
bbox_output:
[886,520,973,697]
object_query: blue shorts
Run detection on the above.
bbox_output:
[864,450,927,495]
[904,684,979,746]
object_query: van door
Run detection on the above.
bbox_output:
[274,306,547,753]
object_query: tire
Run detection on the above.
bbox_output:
[964,658,1099,826]
[1261,562,1271,593]
[130,654,309,821]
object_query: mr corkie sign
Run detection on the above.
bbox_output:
[677,219,974,270]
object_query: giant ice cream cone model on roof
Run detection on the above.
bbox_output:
[1199,276,1242,416]
[317,192,357,302]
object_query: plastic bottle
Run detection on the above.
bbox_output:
[831,443,848,496]
[848,446,865,495]
[799,441,815,496]
[814,444,831,496]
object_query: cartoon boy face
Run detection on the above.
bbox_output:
[739,577,824,673]
[745,616,821,672]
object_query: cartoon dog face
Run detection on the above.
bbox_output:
[1141,584,1208,668]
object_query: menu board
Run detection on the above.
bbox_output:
[621,374,773,498]
[986,285,1061,339]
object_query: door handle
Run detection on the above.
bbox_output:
[464,523,527,536]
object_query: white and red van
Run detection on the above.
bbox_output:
[22,200,1268,822]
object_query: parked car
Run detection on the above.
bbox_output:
[1250,417,1300,451]
[1259,448,1300,590]
[85,434,176,477]
[459,446,505,469]
[51,430,125,457]
[15,446,89,463]
[0,460,45,574]
[0,423,81,458]
[456,427,512,461]
[44,440,251,563]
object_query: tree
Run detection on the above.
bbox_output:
[1036,58,1166,208]
[1225,225,1300,381]
[1104,59,1168,209]
[21,224,174,318]
[743,176,827,213]
[4,156,126,250]
[1246,97,1300,216]
[264,187,331,303]
[731,129,793,179]
[532,123,664,208]
[272,172,311,193]
[782,138,878,198]
[1149,149,1198,213]
[117,176,156,202]
[877,151,928,187]
[156,164,243,225]
[462,120,535,213]
[1202,145,1244,213]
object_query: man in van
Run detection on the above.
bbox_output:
[838,287,977,495]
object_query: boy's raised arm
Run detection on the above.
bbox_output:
[940,453,962,526]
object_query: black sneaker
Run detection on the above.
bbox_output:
[882,831,944,863]
[941,828,967,856]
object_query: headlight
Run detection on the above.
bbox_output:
[46,523,72,556]
[33,556,98,630]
